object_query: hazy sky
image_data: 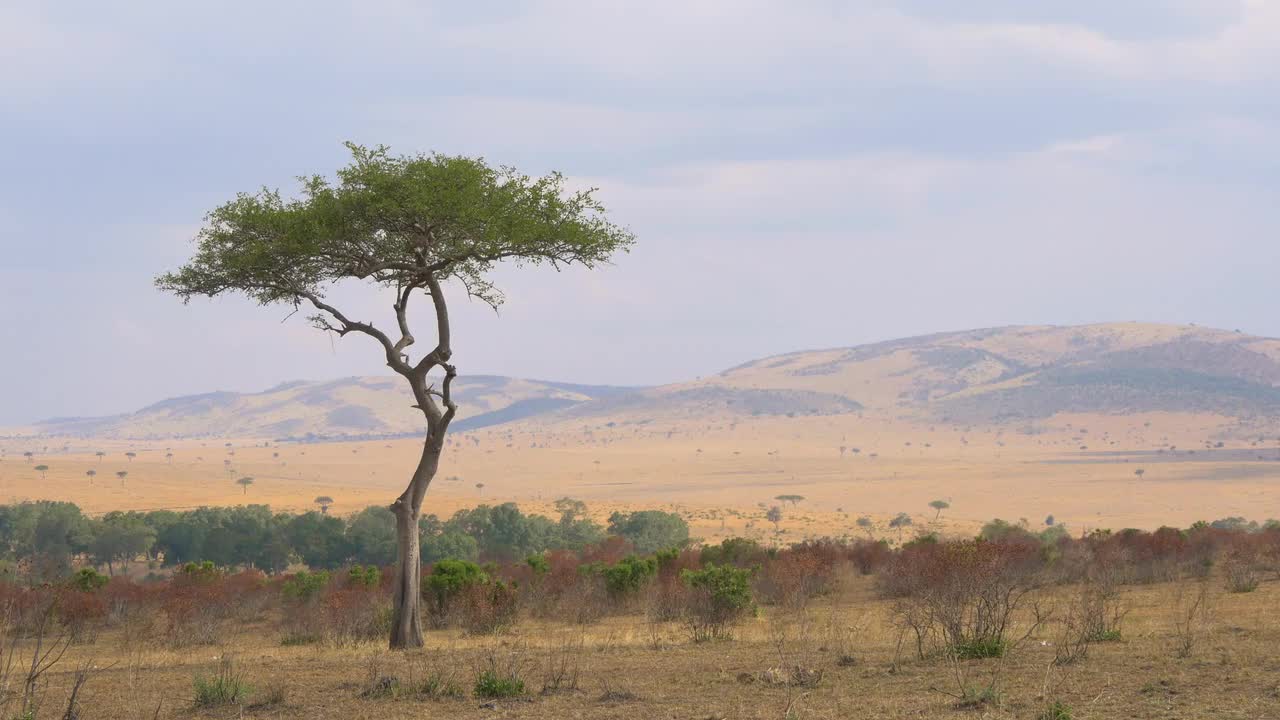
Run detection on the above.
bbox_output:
[2,1,1278,424]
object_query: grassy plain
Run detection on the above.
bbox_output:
[14,570,1280,719]
[3,408,1279,540]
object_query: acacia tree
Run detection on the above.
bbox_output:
[237,476,255,495]
[156,143,632,648]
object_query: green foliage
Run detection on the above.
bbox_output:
[347,564,381,589]
[346,506,397,566]
[699,537,767,567]
[282,570,331,601]
[607,510,690,554]
[70,567,108,592]
[587,556,658,598]
[680,563,755,641]
[977,518,1035,543]
[424,559,489,615]
[952,637,1007,659]
[155,143,635,314]
[525,554,549,575]
[902,533,938,550]
[193,658,251,708]
[473,668,525,698]
[178,560,223,584]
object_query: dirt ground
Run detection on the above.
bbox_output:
[17,571,1280,719]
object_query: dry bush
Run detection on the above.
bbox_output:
[1221,535,1263,593]
[539,630,585,695]
[454,580,519,635]
[882,539,1042,659]
[324,586,392,645]
[756,547,832,608]
[1171,577,1214,658]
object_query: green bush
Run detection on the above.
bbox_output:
[680,563,754,641]
[70,567,108,592]
[424,560,488,610]
[526,553,549,575]
[592,556,658,598]
[282,570,331,601]
[194,658,251,707]
[347,564,381,588]
[474,668,525,698]
[178,560,223,584]
[607,510,690,554]
[952,637,1006,659]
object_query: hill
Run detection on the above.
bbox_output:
[20,322,1280,440]
[547,322,1280,426]
[26,375,635,440]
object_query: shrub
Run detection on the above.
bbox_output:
[69,568,108,593]
[474,656,526,698]
[680,563,754,641]
[607,511,689,554]
[55,588,106,643]
[324,586,393,645]
[282,570,331,602]
[347,565,381,589]
[591,556,657,599]
[193,657,250,708]
[881,539,1041,658]
[455,579,519,634]
[424,560,488,617]
[525,554,549,575]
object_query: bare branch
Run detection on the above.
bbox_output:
[290,288,413,376]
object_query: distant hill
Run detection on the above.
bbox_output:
[24,323,1280,439]
[527,322,1280,427]
[29,375,635,440]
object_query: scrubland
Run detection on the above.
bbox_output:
[3,523,1280,719]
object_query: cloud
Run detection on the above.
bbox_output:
[0,1,1277,423]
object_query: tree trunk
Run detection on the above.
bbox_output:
[388,439,442,649]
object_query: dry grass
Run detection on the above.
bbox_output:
[3,404,1278,542]
[12,573,1280,719]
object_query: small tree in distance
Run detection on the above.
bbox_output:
[856,515,875,539]
[116,470,128,486]
[125,452,136,463]
[314,496,334,514]
[889,512,913,542]
[929,499,950,521]
[237,476,254,495]
[34,465,49,480]
[766,505,783,534]
[1134,468,1146,480]
[86,469,96,484]
[775,494,805,507]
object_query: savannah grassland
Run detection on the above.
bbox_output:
[3,408,1278,539]
[4,384,1280,717]
[11,565,1280,719]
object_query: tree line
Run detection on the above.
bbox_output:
[0,500,689,582]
